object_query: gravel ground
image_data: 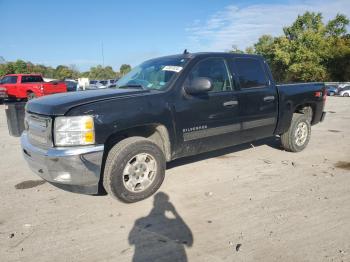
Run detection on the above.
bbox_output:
[0,96,349,262]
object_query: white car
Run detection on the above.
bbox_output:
[339,86,350,97]
[86,80,106,90]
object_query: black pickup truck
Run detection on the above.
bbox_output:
[21,52,326,202]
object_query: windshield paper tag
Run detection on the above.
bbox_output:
[162,66,183,73]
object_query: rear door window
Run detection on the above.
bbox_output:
[21,75,43,83]
[232,58,268,89]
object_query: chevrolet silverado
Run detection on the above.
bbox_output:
[21,52,326,202]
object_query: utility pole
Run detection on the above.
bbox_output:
[101,41,105,67]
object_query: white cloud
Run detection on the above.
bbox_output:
[186,0,350,52]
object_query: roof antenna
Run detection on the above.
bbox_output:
[183,49,189,54]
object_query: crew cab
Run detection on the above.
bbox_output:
[0,74,67,100]
[21,52,326,203]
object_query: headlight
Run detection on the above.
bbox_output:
[54,116,95,146]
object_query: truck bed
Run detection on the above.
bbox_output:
[275,82,326,134]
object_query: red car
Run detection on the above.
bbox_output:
[0,74,67,100]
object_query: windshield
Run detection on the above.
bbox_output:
[115,56,188,90]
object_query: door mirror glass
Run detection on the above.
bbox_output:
[185,77,213,94]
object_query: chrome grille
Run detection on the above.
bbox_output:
[25,113,53,148]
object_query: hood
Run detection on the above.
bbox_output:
[26,88,150,115]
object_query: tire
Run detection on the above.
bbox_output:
[344,93,349,97]
[281,113,311,152]
[27,92,36,100]
[103,137,166,203]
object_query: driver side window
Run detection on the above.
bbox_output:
[188,58,232,92]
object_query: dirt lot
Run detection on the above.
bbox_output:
[0,97,349,262]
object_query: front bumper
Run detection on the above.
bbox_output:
[21,132,104,194]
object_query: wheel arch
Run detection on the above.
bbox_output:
[103,123,172,162]
[276,101,316,135]
[294,103,315,122]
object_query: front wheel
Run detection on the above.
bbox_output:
[281,113,311,152]
[344,93,349,97]
[103,137,166,203]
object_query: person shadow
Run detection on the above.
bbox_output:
[128,192,193,262]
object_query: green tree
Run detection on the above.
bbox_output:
[253,35,290,81]
[80,71,90,78]
[120,64,131,76]
[0,60,134,80]
[0,62,15,76]
[283,12,324,40]
[88,65,116,79]
[54,65,79,80]
[245,46,255,54]
[249,12,350,82]
[326,36,350,81]
[28,63,55,78]
[326,14,350,37]
[325,15,350,81]
[13,60,30,73]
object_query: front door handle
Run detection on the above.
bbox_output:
[223,100,238,107]
[263,96,275,102]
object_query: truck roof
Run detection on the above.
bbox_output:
[148,52,264,61]
[6,73,42,76]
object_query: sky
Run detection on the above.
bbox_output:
[1,0,350,71]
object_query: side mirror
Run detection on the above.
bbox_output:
[184,77,213,95]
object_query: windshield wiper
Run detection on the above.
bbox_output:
[118,84,145,90]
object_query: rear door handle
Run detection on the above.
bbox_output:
[263,96,275,102]
[223,100,238,107]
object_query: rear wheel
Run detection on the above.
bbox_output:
[103,137,166,203]
[27,92,36,100]
[281,113,311,152]
[344,93,349,97]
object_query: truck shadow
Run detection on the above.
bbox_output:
[167,136,282,170]
[128,192,193,262]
